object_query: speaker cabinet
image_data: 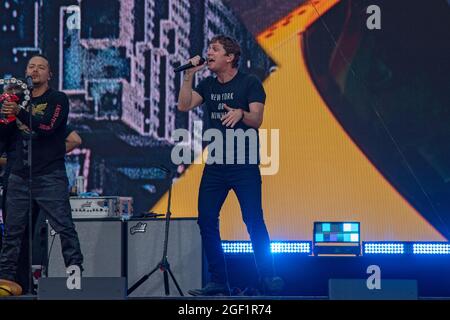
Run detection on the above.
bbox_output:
[47,218,202,297]
[38,277,126,300]
[127,218,202,297]
[329,279,418,300]
[47,219,125,277]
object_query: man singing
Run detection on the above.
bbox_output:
[178,35,283,296]
[0,54,83,295]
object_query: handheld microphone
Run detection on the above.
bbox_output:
[173,57,206,73]
[25,76,34,90]
[158,164,185,178]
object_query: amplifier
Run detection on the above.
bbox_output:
[38,277,126,300]
[47,218,202,297]
[70,197,133,219]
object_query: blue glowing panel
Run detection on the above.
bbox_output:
[344,223,359,232]
[314,222,361,244]
[363,243,405,254]
[222,241,311,254]
[413,243,450,255]
[364,242,450,255]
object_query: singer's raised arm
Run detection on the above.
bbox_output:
[177,56,206,111]
[178,72,204,112]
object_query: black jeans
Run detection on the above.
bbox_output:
[0,170,83,281]
[198,164,274,284]
[1,181,44,291]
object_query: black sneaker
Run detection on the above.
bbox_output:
[188,282,231,296]
[260,276,284,296]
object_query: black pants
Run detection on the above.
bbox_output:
[1,183,44,292]
[198,164,274,284]
[0,170,83,282]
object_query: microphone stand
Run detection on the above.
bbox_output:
[127,166,183,296]
[26,82,34,295]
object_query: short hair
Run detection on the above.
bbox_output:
[209,35,241,68]
[27,54,52,72]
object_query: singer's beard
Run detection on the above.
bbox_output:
[32,80,49,90]
[26,74,46,87]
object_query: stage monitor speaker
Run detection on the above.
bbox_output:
[47,218,202,297]
[127,218,202,297]
[38,277,126,300]
[329,279,418,300]
[47,219,125,277]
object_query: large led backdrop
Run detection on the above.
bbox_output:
[1,0,449,242]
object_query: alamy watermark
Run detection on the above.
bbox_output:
[171,121,279,175]
[66,5,81,30]
[366,265,381,290]
[66,265,81,290]
[366,5,381,30]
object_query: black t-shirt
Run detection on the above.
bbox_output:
[0,88,69,178]
[194,71,266,165]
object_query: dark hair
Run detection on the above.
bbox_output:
[27,54,52,72]
[209,35,241,68]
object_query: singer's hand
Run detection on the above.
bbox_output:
[221,104,244,128]
[185,55,206,76]
[1,101,20,116]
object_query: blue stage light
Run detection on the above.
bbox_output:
[363,242,405,254]
[222,241,450,255]
[221,242,253,253]
[413,243,450,255]
[271,241,311,254]
[221,241,311,254]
